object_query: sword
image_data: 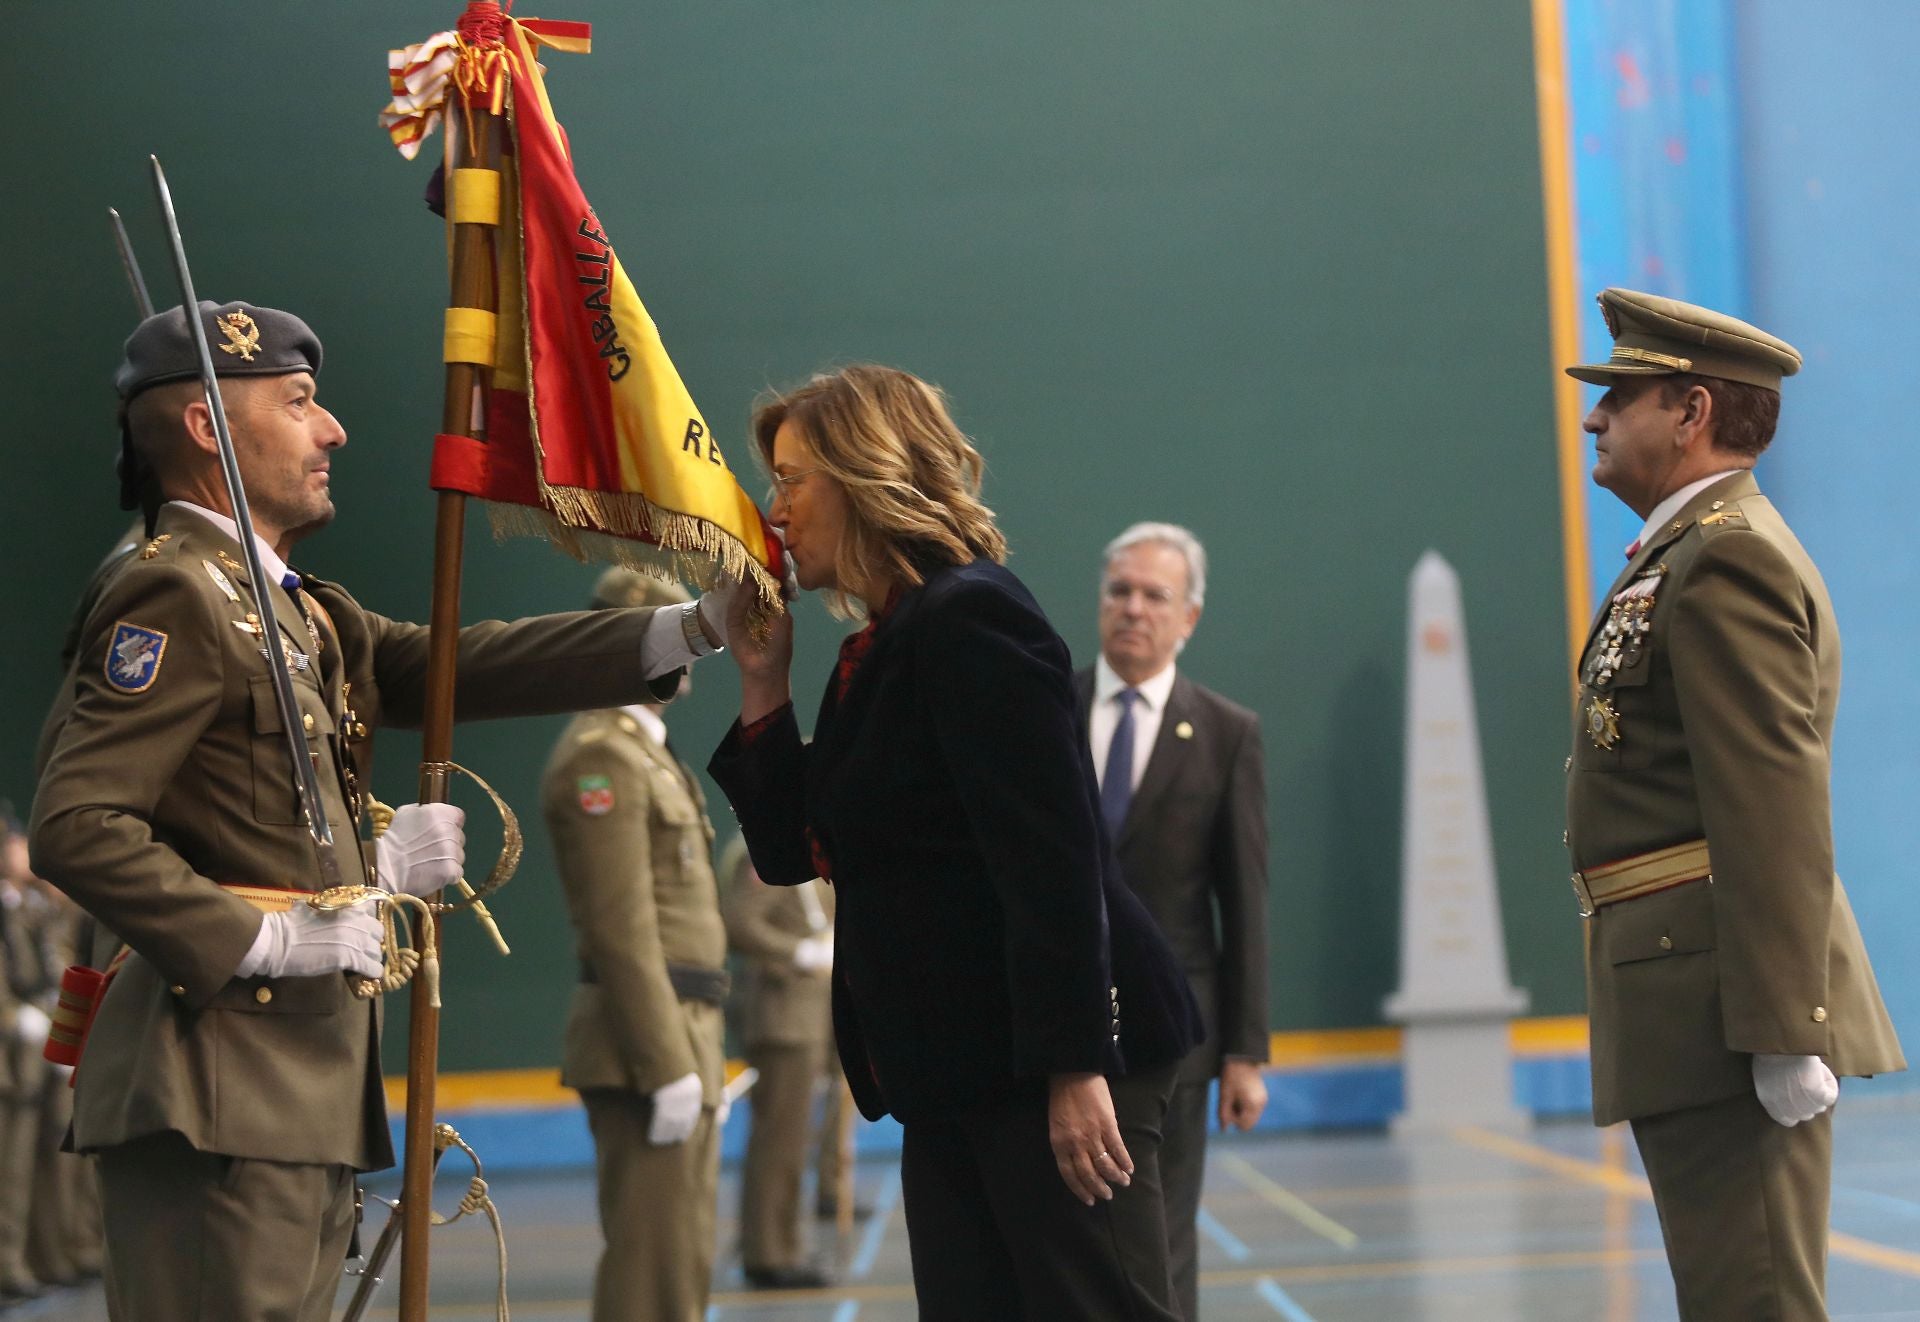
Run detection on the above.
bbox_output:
[108,208,154,320]
[147,156,343,887]
[338,1138,453,1322]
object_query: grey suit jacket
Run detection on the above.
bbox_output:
[1075,666,1270,1071]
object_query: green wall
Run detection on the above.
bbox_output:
[1,1,1580,1074]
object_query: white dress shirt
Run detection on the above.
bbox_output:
[1090,653,1178,794]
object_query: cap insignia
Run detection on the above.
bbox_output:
[215,310,261,362]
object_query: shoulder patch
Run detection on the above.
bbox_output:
[105,621,169,693]
[576,774,615,816]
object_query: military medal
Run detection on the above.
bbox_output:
[203,560,242,604]
[1585,695,1621,750]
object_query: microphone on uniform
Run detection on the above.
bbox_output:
[281,570,302,591]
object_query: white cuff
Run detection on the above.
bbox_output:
[233,912,274,979]
[640,603,699,677]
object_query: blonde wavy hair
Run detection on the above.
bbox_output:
[753,364,1007,617]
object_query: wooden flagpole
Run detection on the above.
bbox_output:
[399,4,506,1315]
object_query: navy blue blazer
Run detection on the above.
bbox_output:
[710,559,1200,1123]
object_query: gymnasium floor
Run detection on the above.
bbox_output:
[20,1093,1920,1320]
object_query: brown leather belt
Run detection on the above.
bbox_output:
[1571,839,1711,917]
[579,958,731,1006]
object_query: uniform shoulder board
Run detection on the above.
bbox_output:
[1699,500,1748,530]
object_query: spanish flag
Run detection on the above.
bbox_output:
[383,8,782,606]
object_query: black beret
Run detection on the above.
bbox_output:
[115,300,323,401]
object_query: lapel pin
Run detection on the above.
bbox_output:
[1175,721,1193,740]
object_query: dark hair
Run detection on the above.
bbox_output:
[1657,373,1780,458]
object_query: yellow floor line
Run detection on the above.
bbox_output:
[1203,1247,1667,1287]
[1451,1125,1650,1199]
[1451,1124,1920,1280]
[1214,1152,1359,1250]
[1277,1176,1572,1205]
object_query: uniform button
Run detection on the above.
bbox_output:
[1658,936,1673,950]
[170,985,186,997]
[1812,1006,1828,1023]
[254,986,273,1005]
[1563,756,1573,772]
[1112,1033,1120,1043]
[1562,830,1570,846]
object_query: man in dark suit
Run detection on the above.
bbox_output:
[1076,522,1269,1322]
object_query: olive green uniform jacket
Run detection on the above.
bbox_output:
[1567,471,1904,1126]
[543,709,728,1102]
[30,505,677,1170]
[724,875,834,1052]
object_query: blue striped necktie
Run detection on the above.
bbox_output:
[1101,688,1140,833]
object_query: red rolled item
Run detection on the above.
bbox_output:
[45,964,107,1069]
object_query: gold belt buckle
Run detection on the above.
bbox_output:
[1570,871,1595,918]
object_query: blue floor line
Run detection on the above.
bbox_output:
[1197,1204,1251,1261]
[1835,1184,1920,1220]
[1255,1276,1318,1321]
[849,1169,902,1280]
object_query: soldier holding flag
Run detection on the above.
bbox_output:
[30,300,731,1320]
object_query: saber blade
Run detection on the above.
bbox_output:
[146,156,336,857]
[108,208,155,320]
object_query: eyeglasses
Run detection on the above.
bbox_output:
[766,468,822,507]
[1102,581,1180,609]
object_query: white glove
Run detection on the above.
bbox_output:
[647,1071,703,1146]
[14,1004,50,1049]
[793,935,834,973]
[1753,1053,1838,1127]
[376,803,466,899]
[715,1093,732,1129]
[237,905,385,980]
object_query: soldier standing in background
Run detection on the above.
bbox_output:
[1564,288,1905,1320]
[722,837,838,1290]
[544,568,731,1322]
[0,819,51,1303]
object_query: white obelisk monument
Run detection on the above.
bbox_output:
[1383,551,1530,1132]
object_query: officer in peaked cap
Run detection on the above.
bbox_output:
[543,565,733,1322]
[32,302,727,1321]
[1564,287,1904,1320]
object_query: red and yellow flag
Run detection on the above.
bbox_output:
[384,10,781,605]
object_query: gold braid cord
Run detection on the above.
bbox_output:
[330,763,525,1004]
[431,1123,510,1322]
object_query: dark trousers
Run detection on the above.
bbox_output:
[1159,1075,1212,1322]
[96,1130,354,1322]
[899,1062,1180,1322]
[1632,1089,1833,1322]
